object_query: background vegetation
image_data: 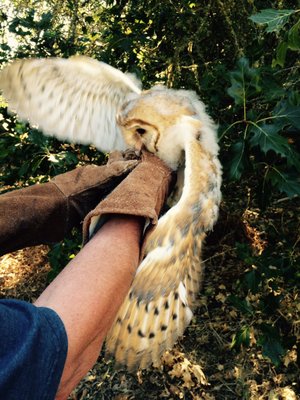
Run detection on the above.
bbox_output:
[0,1,299,399]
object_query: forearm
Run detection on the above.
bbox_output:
[0,183,68,255]
[34,215,143,399]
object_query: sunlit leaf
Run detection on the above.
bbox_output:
[249,9,296,33]
[231,325,251,349]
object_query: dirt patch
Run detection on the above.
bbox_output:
[0,245,51,301]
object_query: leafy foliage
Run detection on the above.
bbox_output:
[227,241,298,367]
[222,8,300,205]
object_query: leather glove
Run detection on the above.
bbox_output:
[83,151,174,245]
[0,152,138,256]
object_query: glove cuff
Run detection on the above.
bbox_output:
[82,152,174,243]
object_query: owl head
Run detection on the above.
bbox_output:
[118,86,219,170]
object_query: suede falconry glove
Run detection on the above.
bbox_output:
[83,150,174,248]
[0,152,139,256]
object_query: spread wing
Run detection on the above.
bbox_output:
[0,56,142,151]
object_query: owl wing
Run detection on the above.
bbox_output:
[0,56,142,151]
[105,135,222,372]
[105,209,204,371]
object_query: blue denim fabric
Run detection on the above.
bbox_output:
[0,299,68,400]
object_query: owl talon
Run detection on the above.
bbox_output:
[122,148,141,160]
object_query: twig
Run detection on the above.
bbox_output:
[273,195,299,204]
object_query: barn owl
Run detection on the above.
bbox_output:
[0,55,222,371]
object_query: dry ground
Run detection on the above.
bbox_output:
[0,187,299,400]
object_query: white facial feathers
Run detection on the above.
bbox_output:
[119,86,219,169]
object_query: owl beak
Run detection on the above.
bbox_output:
[134,141,144,156]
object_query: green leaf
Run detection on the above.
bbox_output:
[28,129,50,147]
[273,41,288,67]
[249,9,296,33]
[8,17,20,33]
[228,141,248,180]
[18,160,30,177]
[227,58,261,106]
[259,102,300,172]
[288,19,300,50]
[0,146,10,160]
[260,293,281,314]
[266,169,300,197]
[38,12,53,29]
[259,73,286,101]
[231,325,251,349]
[227,295,253,315]
[30,155,45,173]
[249,123,290,156]
[249,123,300,171]
[244,270,261,294]
[236,242,254,264]
[273,101,300,129]
[258,323,285,366]
[0,43,11,51]
[261,337,285,366]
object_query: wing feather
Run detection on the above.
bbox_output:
[0,55,142,151]
[105,213,199,371]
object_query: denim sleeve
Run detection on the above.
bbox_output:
[0,299,68,400]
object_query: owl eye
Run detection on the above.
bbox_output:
[136,128,146,135]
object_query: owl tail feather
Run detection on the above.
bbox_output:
[105,281,194,371]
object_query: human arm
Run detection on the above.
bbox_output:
[0,150,173,400]
[35,215,143,400]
